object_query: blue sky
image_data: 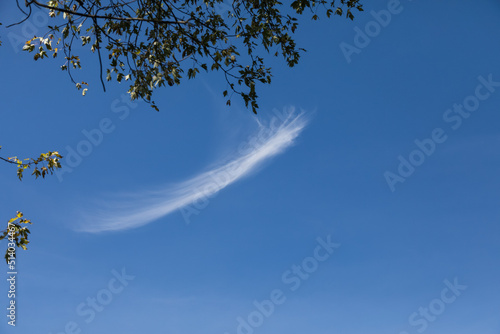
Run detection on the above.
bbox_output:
[1,0,500,333]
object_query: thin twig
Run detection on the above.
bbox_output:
[6,4,32,28]
[0,157,16,165]
[29,0,192,25]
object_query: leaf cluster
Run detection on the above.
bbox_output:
[0,212,32,263]
[0,146,63,180]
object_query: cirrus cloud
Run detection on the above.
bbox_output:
[77,107,309,233]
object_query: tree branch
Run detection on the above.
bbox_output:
[28,0,192,25]
[0,157,16,165]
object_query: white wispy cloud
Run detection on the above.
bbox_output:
[77,107,308,233]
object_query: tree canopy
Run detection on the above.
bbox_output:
[5,0,363,113]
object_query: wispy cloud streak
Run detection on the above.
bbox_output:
[77,108,308,233]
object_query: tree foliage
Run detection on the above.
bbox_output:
[0,212,32,263]
[0,146,63,180]
[7,0,363,113]
[0,147,62,263]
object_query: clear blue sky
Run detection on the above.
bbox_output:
[1,0,500,333]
